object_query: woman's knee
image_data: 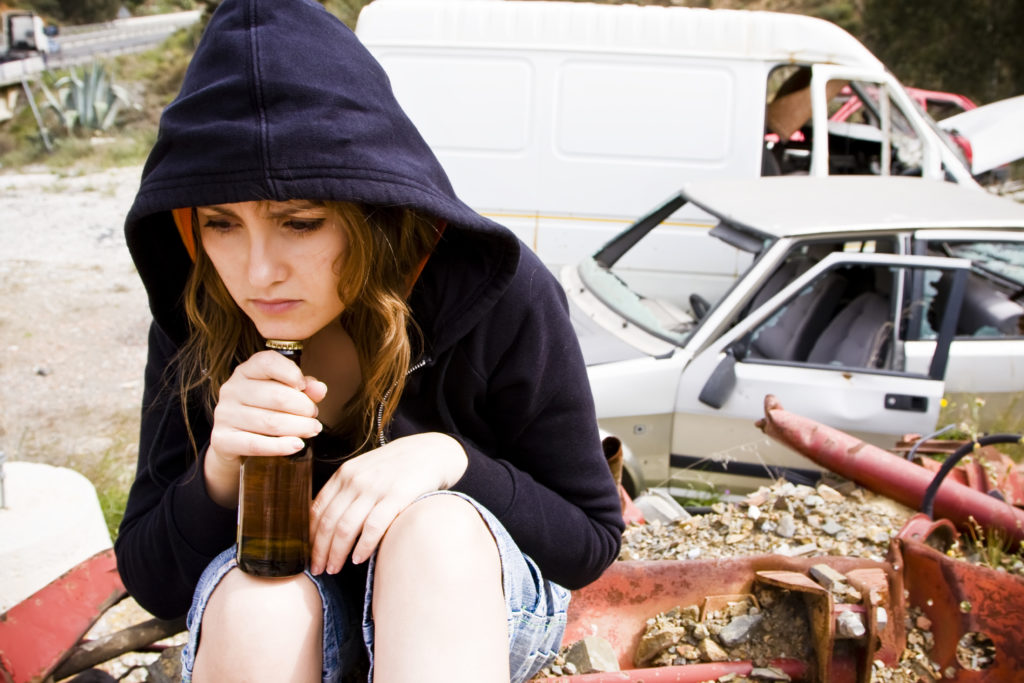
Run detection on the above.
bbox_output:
[377,494,499,571]
[202,567,323,635]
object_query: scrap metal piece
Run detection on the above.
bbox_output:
[755,394,1024,547]
[893,522,1024,681]
[0,548,126,683]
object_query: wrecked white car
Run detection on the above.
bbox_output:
[565,176,1024,498]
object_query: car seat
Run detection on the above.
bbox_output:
[748,272,847,362]
[807,291,892,368]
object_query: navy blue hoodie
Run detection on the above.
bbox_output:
[116,0,623,620]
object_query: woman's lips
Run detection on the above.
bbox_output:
[251,298,302,314]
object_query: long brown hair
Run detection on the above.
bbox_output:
[178,201,442,455]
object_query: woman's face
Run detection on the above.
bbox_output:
[197,200,349,341]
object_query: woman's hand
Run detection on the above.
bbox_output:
[204,350,326,507]
[309,433,468,574]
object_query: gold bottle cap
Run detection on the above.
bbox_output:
[265,339,304,352]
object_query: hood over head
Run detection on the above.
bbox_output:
[125,0,517,345]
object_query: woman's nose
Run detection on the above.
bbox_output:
[246,234,287,286]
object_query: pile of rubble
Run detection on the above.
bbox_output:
[533,480,1016,681]
[619,481,912,564]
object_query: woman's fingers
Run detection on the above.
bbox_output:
[310,486,371,575]
[220,373,319,419]
[308,434,469,575]
[215,400,322,439]
[209,427,308,459]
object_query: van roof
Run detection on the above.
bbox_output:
[678,177,1024,238]
[356,0,883,68]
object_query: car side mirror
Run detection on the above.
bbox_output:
[698,347,738,409]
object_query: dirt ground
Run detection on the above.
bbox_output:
[0,164,151,472]
[0,164,169,680]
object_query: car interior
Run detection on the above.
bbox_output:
[743,239,902,370]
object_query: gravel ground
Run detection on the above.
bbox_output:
[0,164,167,682]
[0,164,151,469]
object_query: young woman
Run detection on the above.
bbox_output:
[114,1,624,682]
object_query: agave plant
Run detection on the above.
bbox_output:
[39,63,132,134]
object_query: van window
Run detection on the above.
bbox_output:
[762,65,814,175]
[762,66,928,178]
[827,79,925,177]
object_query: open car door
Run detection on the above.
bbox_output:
[668,252,970,495]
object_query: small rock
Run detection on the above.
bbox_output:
[718,613,763,646]
[565,636,620,674]
[836,610,866,639]
[146,644,184,683]
[816,484,845,502]
[680,605,700,621]
[726,600,751,618]
[750,666,792,681]
[633,490,691,524]
[775,514,796,538]
[699,637,729,662]
[634,627,686,666]
[779,542,817,557]
[678,643,700,660]
[821,520,844,536]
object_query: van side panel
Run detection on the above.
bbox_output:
[375,47,760,299]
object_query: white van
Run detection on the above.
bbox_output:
[355,0,980,307]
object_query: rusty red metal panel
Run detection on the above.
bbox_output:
[896,537,1024,682]
[0,548,126,683]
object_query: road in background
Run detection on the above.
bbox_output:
[1,10,201,87]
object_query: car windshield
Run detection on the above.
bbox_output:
[578,218,769,346]
[578,259,696,346]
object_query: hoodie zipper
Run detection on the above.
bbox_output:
[376,357,430,447]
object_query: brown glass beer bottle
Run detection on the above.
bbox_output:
[236,340,313,577]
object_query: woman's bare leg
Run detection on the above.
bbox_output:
[371,495,508,683]
[192,569,323,683]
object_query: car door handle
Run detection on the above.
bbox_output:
[885,393,928,412]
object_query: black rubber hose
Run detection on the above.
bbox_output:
[920,433,1023,519]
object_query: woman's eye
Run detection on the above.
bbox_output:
[201,218,235,232]
[285,219,325,233]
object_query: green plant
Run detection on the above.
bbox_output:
[39,63,133,134]
[938,393,1024,461]
[958,517,1023,573]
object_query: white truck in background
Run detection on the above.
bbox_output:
[355,0,981,309]
[1,11,56,62]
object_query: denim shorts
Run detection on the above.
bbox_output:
[180,491,570,682]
